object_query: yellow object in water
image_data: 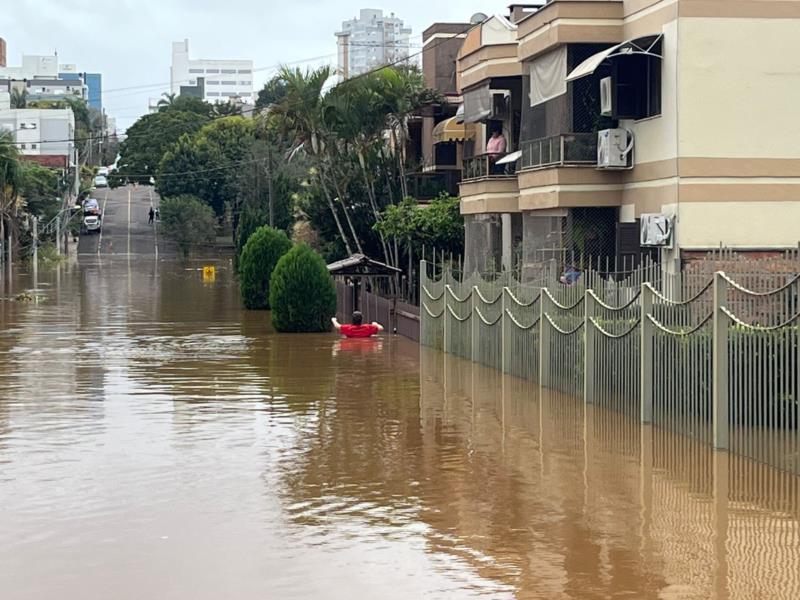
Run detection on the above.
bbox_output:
[202,266,216,283]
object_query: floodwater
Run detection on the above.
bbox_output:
[1,258,799,599]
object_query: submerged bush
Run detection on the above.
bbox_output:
[239,226,292,310]
[270,244,336,332]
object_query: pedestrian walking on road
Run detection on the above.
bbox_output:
[148,206,155,224]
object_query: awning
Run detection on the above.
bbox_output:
[327,253,401,278]
[462,84,492,123]
[496,150,521,165]
[566,34,663,82]
[432,117,476,144]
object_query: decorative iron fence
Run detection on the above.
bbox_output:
[420,261,800,475]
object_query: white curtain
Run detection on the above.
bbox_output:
[529,46,567,107]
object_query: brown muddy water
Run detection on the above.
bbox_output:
[1,258,799,599]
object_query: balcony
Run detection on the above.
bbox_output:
[462,153,518,182]
[520,134,597,170]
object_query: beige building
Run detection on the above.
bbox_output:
[456,0,800,277]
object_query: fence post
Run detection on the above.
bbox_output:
[583,291,595,405]
[712,272,729,450]
[444,284,450,355]
[501,288,507,373]
[471,285,477,363]
[640,283,654,423]
[539,288,550,387]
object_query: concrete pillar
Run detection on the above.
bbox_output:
[501,213,512,272]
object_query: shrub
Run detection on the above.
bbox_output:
[160,194,217,258]
[270,244,336,332]
[239,226,292,310]
[235,206,268,270]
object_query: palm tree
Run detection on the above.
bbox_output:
[272,66,358,255]
[0,131,23,261]
[10,89,27,109]
[157,92,177,112]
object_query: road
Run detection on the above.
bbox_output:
[77,184,165,257]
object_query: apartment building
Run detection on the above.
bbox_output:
[336,9,412,78]
[0,38,6,68]
[455,0,800,277]
[0,108,76,169]
[170,39,254,103]
[0,55,91,104]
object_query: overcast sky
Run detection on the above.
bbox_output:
[5,1,510,129]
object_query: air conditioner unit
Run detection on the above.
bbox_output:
[640,213,673,247]
[600,77,613,117]
[597,128,634,169]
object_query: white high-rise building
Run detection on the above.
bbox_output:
[170,39,254,103]
[335,9,412,78]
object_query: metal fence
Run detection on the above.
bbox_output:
[421,261,800,474]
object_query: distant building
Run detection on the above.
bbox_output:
[0,107,76,169]
[335,9,412,78]
[0,38,6,68]
[170,39,254,104]
[0,54,59,79]
[60,64,102,111]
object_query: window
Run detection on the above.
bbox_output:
[189,79,196,85]
[20,144,26,149]
[612,42,661,120]
[206,69,219,74]
[207,92,220,97]
[189,68,204,74]
[221,81,236,85]
[207,80,220,85]
[31,144,37,150]
[221,69,236,74]
[239,81,251,86]
[238,69,252,74]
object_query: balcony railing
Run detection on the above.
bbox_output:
[520,133,597,170]
[462,153,517,181]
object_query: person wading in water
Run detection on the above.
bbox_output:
[331,311,384,338]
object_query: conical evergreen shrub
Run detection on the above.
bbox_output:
[239,226,292,310]
[269,245,336,332]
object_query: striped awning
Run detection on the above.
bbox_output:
[432,117,476,145]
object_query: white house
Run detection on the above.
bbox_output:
[170,39,254,104]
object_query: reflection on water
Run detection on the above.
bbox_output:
[0,259,798,599]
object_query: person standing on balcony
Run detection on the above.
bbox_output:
[486,127,507,175]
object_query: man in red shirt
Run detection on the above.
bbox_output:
[332,311,384,338]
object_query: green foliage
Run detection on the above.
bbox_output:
[376,194,464,255]
[111,110,209,186]
[256,76,288,111]
[157,93,214,117]
[269,245,336,332]
[235,204,269,264]
[0,131,23,207]
[157,116,254,215]
[10,89,27,109]
[239,226,292,310]
[19,163,62,218]
[159,194,217,258]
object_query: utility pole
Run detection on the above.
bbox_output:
[32,216,38,264]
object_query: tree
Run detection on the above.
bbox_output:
[376,194,463,257]
[111,110,209,185]
[156,93,177,110]
[159,194,217,258]
[255,76,288,111]
[0,131,23,258]
[10,89,27,109]
[239,226,292,309]
[270,244,336,332]
[18,163,62,220]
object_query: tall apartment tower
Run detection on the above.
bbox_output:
[335,9,412,78]
[0,38,6,68]
[170,39,254,103]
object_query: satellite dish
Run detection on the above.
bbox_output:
[470,12,488,25]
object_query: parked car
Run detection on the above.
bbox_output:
[94,175,108,188]
[83,198,101,216]
[83,214,101,234]
[97,166,109,177]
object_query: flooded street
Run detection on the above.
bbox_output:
[1,257,799,599]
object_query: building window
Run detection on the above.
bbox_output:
[239,81,251,86]
[31,144,37,150]
[221,69,236,74]
[238,69,252,74]
[189,79,196,85]
[207,80,220,85]
[206,69,219,74]
[221,81,236,86]
[207,92,220,97]
[189,68,204,74]
[20,144,26,149]
[613,43,662,120]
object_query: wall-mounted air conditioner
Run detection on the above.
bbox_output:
[597,128,634,169]
[600,77,613,117]
[640,213,673,248]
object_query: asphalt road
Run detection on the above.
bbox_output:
[77,185,166,257]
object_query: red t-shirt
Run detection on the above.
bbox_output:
[339,324,380,338]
